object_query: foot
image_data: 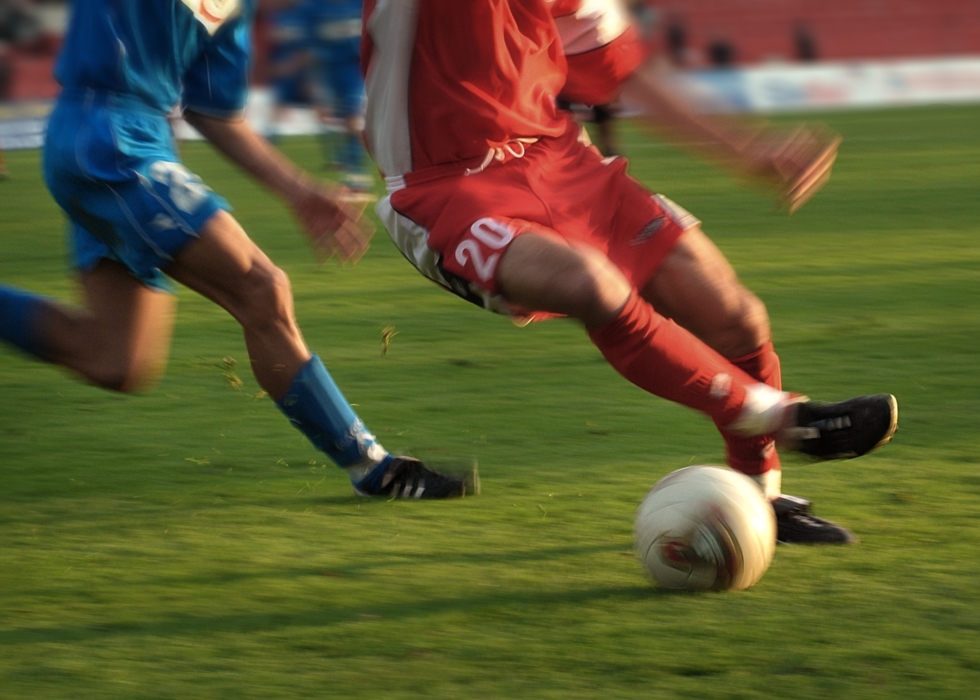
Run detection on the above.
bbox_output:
[780,393,898,460]
[352,456,467,499]
[772,494,856,545]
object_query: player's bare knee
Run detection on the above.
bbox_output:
[85,349,163,394]
[500,236,629,325]
[572,250,632,327]
[717,290,771,357]
[107,363,164,393]
[238,262,296,334]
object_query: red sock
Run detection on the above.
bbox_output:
[587,292,760,429]
[725,342,782,478]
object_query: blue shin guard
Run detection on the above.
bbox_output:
[276,355,388,470]
[0,285,48,359]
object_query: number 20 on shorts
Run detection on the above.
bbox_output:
[454,218,515,283]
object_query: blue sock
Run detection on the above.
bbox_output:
[276,355,390,475]
[0,284,48,359]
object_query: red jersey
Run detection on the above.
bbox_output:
[361,0,642,185]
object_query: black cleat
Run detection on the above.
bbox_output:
[353,457,467,499]
[781,393,898,460]
[772,495,856,545]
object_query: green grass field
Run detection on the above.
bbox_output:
[1,104,979,699]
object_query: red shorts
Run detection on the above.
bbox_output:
[380,122,698,316]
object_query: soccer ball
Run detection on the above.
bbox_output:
[634,465,776,592]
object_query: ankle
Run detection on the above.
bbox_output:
[725,385,797,437]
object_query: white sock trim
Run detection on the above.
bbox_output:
[343,443,390,482]
[726,383,787,436]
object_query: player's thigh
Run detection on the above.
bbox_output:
[497,232,631,327]
[640,226,770,353]
[79,259,177,388]
[163,210,290,327]
[82,259,176,338]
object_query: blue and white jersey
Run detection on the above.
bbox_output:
[54,0,257,116]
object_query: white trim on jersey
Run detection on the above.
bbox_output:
[553,0,630,56]
[364,0,419,180]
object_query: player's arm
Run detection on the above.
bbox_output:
[553,0,839,213]
[181,17,371,262]
[182,110,372,263]
[621,62,841,214]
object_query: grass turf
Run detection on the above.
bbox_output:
[1,104,979,699]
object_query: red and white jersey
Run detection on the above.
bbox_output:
[361,0,643,187]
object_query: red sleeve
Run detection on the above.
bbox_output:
[561,26,643,105]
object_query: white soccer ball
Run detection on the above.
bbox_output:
[634,465,776,592]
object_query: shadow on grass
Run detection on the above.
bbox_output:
[0,581,670,647]
[10,542,633,596]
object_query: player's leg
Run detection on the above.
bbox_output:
[639,226,781,492]
[592,103,620,158]
[308,54,340,171]
[164,209,464,498]
[496,225,895,494]
[47,261,174,392]
[325,54,371,194]
[0,261,176,392]
[638,227,889,544]
[496,230,777,431]
[164,211,307,398]
[386,158,785,439]
[0,146,7,179]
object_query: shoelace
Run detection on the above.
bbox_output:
[464,138,538,176]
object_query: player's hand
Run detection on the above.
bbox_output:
[739,126,842,215]
[288,178,375,264]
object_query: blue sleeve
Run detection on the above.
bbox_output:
[182,19,251,118]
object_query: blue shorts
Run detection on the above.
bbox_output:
[42,88,230,292]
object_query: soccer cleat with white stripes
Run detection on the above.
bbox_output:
[779,393,898,460]
[353,456,466,499]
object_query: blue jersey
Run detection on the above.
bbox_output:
[44,0,258,290]
[54,0,257,116]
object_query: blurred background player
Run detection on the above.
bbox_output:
[263,0,315,143]
[360,0,898,541]
[555,97,621,158]
[555,0,660,160]
[309,0,373,196]
[0,0,465,499]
